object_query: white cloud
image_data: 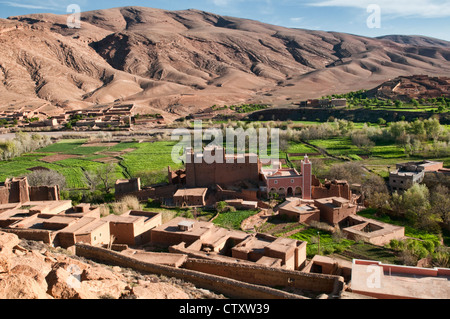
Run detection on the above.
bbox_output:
[1,0,89,11]
[308,0,450,18]
[0,1,55,10]
[211,0,233,7]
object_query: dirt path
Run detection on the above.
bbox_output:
[240,209,273,232]
[299,139,347,161]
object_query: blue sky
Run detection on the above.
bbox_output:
[0,0,449,40]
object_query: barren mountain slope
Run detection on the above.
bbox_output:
[1,6,450,119]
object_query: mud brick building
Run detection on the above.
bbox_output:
[150,217,307,270]
[184,147,261,188]
[115,178,177,202]
[341,215,405,246]
[313,197,357,226]
[350,259,450,299]
[311,179,352,201]
[173,188,208,207]
[102,210,162,246]
[278,198,321,223]
[0,177,59,204]
[261,155,312,199]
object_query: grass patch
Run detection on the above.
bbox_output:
[38,139,87,153]
[341,243,400,264]
[287,142,317,154]
[212,209,259,231]
[289,227,355,258]
[358,208,443,246]
[121,141,184,177]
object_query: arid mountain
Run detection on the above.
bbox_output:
[365,75,450,101]
[1,6,450,120]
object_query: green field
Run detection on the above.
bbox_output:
[0,139,185,190]
[212,209,259,230]
[289,227,355,258]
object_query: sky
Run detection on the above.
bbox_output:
[0,0,449,41]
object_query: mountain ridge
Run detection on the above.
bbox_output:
[1,6,450,120]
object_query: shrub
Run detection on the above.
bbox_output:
[26,169,66,189]
[111,196,141,215]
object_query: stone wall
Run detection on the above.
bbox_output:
[75,244,307,299]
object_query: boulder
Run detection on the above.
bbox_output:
[10,264,47,288]
[0,232,20,273]
[0,274,51,299]
[131,282,189,299]
[81,265,124,282]
[45,266,95,299]
[82,279,128,299]
[9,250,52,278]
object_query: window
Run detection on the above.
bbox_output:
[274,180,278,185]
[291,179,294,183]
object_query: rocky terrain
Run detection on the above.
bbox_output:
[1,6,450,120]
[0,231,224,299]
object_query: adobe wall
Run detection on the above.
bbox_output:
[109,222,136,246]
[57,232,76,248]
[186,157,260,188]
[0,178,58,204]
[150,228,206,248]
[312,183,351,201]
[343,226,405,246]
[315,201,356,225]
[29,186,60,201]
[75,244,307,299]
[115,179,140,196]
[184,259,344,296]
[0,188,10,205]
[115,185,177,201]
[278,208,320,224]
[218,188,259,202]
[2,228,52,244]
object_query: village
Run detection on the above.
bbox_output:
[0,142,448,300]
[0,103,166,133]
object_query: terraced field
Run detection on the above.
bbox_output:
[0,139,184,190]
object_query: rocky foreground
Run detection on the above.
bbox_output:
[0,231,224,299]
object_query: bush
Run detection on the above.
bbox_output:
[26,169,66,189]
[111,196,141,215]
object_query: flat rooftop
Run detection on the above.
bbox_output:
[314,197,352,208]
[174,188,208,197]
[262,168,300,178]
[351,260,450,299]
[152,217,214,238]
